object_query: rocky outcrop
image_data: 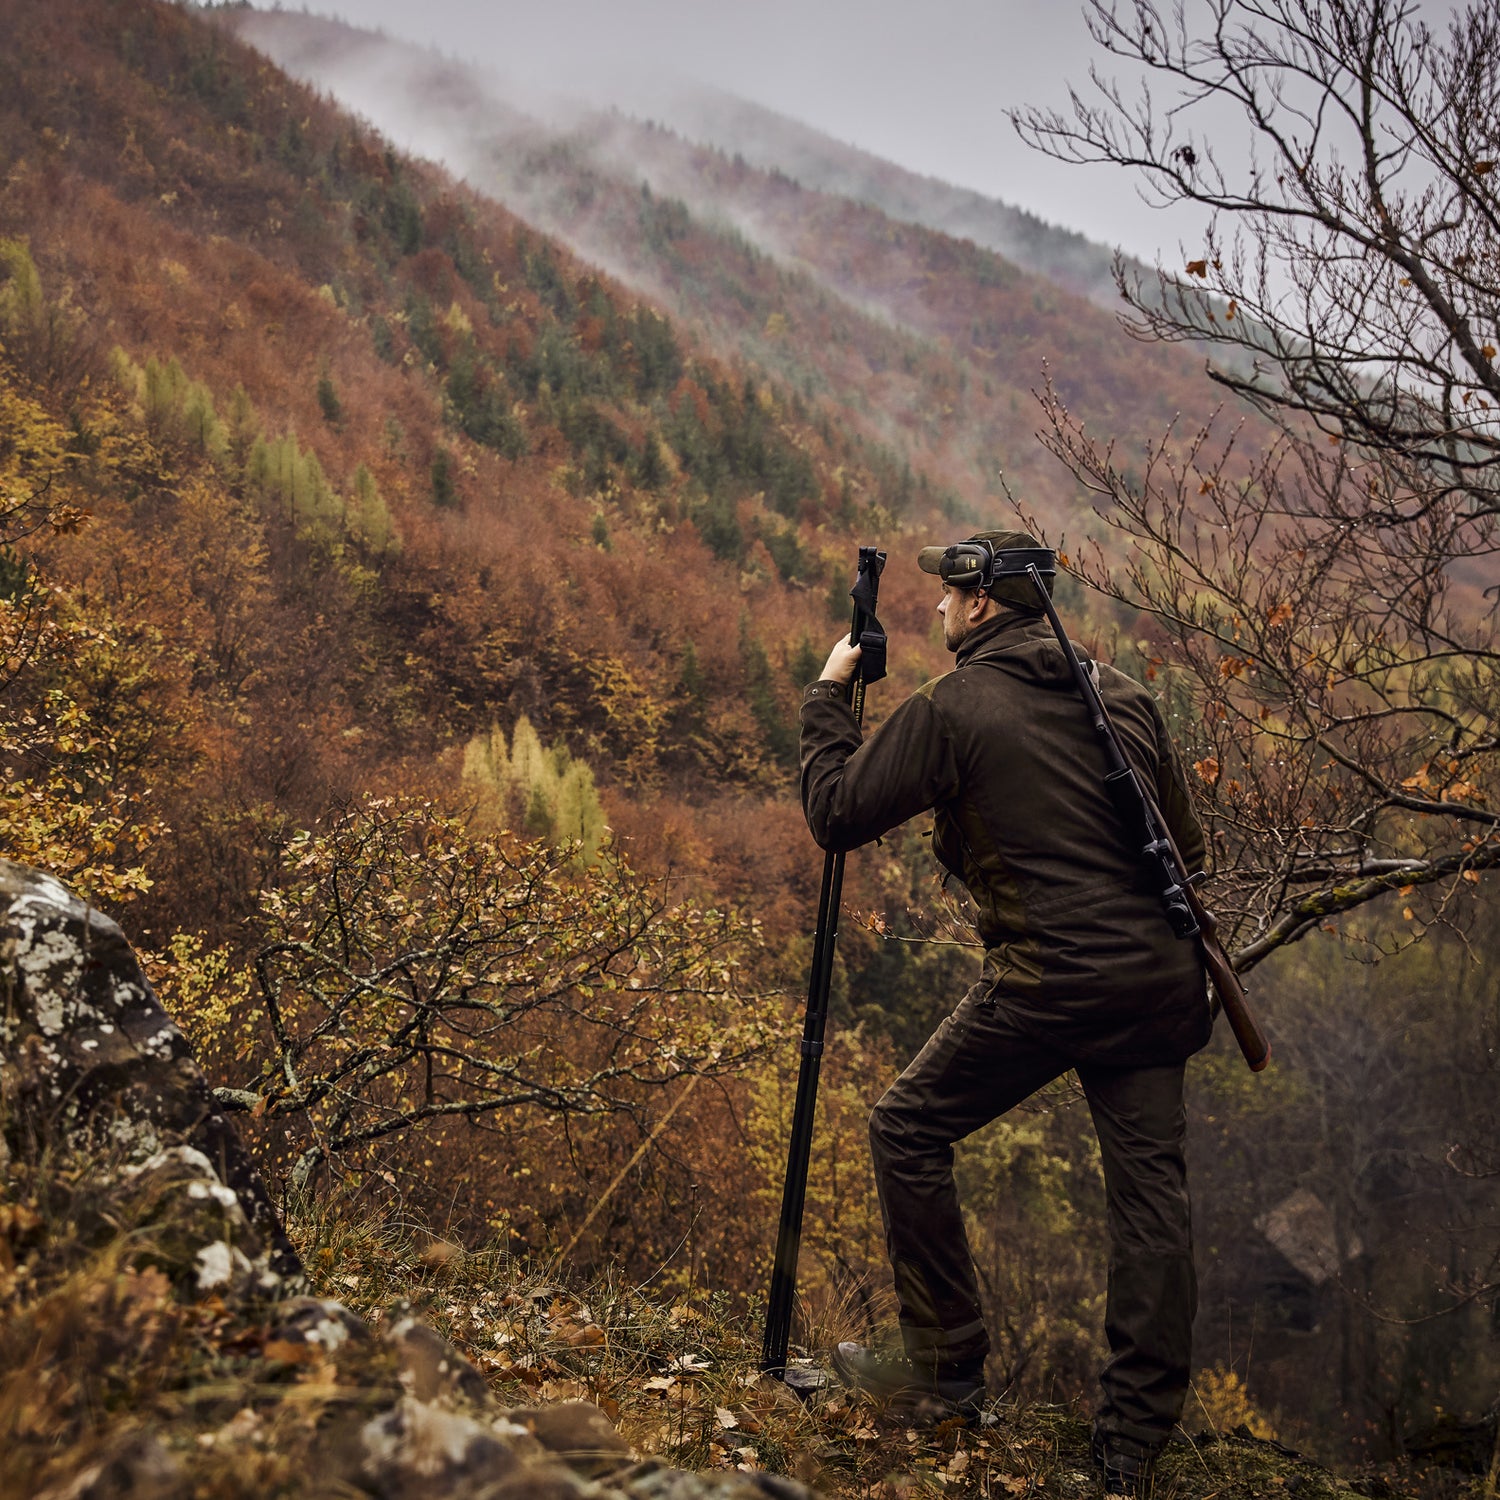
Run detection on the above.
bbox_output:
[0,858,301,1283]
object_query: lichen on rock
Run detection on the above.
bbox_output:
[0,857,302,1285]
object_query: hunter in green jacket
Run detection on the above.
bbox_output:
[801,530,1212,1492]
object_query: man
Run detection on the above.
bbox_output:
[800,530,1212,1491]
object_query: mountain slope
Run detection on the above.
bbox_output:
[605,82,1130,306]
[0,0,974,932]
[222,9,1260,539]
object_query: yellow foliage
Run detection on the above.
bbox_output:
[462,715,606,864]
[442,300,473,338]
[142,933,253,1059]
[0,587,169,902]
[585,654,669,775]
[0,380,71,492]
[1192,1363,1277,1439]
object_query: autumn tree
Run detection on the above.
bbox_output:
[1012,0,1499,964]
[194,799,778,1195]
[0,246,168,903]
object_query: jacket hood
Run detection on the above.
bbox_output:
[952,609,1087,687]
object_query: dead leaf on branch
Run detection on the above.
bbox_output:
[46,504,90,533]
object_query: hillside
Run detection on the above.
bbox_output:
[225,16,1130,305]
[0,0,955,835]
[581,83,1130,306]
[221,9,1256,539]
[0,0,988,1287]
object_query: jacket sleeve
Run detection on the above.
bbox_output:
[800,679,960,852]
[1150,700,1208,875]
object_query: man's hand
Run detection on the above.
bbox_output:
[820,635,862,686]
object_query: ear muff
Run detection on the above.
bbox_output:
[938,543,1058,591]
[937,542,994,589]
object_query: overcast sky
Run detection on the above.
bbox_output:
[250,0,1461,265]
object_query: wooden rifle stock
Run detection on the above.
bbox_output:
[1179,873,1270,1071]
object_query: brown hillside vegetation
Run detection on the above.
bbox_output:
[0,0,972,1301]
[223,9,1265,540]
[0,0,956,842]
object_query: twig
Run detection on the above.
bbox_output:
[561,1072,703,1260]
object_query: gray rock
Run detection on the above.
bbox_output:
[113,1144,279,1298]
[0,859,302,1283]
[385,1305,493,1408]
[269,1294,372,1353]
[357,1396,530,1500]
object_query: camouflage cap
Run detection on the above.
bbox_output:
[916,529,1052,610]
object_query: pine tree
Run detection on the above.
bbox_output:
[553,760,606,865]
[350,464,398,555]
[460,717,605,863]
[430,445,456,507]
[316,367,343,426]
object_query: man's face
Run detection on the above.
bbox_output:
[937,583,982,652]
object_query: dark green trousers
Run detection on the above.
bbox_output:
[868,984,1196,1452]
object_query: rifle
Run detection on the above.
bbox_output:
[1024,564,1271,1074]
[761,545,887,1384]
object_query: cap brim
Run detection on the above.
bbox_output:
[916,545,948,575]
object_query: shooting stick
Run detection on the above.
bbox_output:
[761,545,886,1380]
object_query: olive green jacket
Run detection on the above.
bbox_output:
[800,610,1212,1063]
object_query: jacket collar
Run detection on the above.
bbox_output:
[953,607,1052,668]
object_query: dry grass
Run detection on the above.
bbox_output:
[0,1152,1425,1500]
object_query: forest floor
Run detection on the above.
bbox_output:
[2,1152,1470,1500]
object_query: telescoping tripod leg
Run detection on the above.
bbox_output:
[760,843,845,1382]
[760,544,885,1388]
